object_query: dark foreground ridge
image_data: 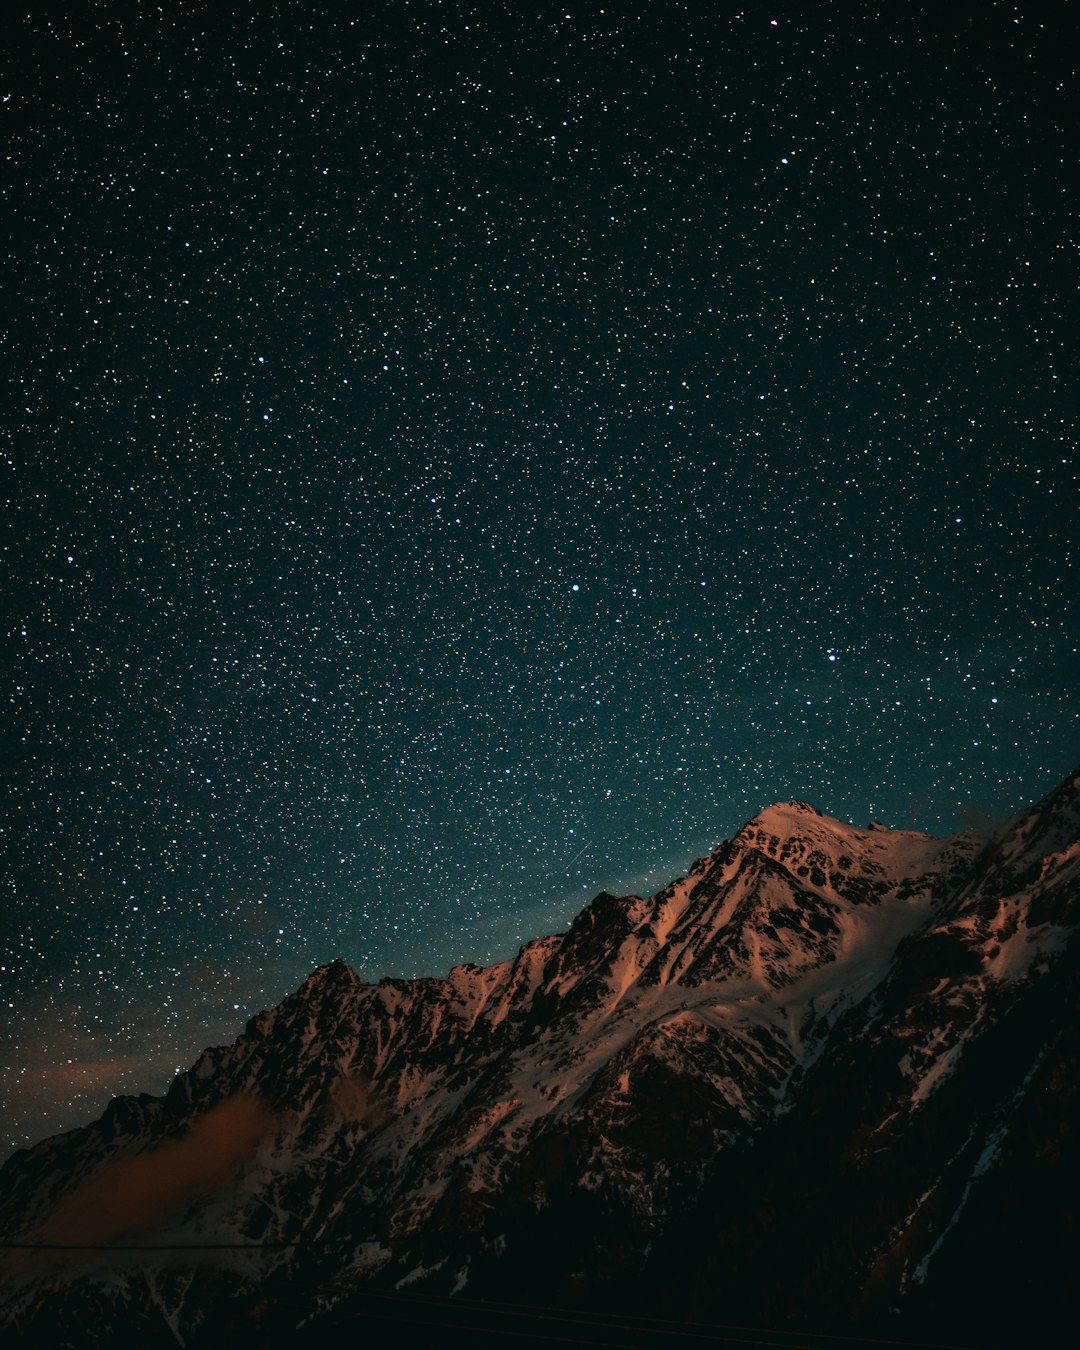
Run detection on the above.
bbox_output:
[2,769,1079,1349]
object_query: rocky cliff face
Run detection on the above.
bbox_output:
[3,771,1079,1348]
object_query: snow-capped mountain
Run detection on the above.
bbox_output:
[3,770,1079,1348]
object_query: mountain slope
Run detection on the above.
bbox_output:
[644,768,1080,1345]
[2,771,1078,1348]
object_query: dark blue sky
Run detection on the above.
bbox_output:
[3,1,1077,1157]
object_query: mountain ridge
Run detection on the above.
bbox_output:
[2,769,1079,1347]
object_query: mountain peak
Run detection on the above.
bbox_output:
[783,798,827,816]
[737,797,846,844]
[298,958,360,996]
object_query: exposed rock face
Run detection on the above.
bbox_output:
[2,771,1079,1347]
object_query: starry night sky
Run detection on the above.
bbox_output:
[3,1,1077,1158]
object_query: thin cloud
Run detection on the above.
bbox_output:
[36,1094,274,1249]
